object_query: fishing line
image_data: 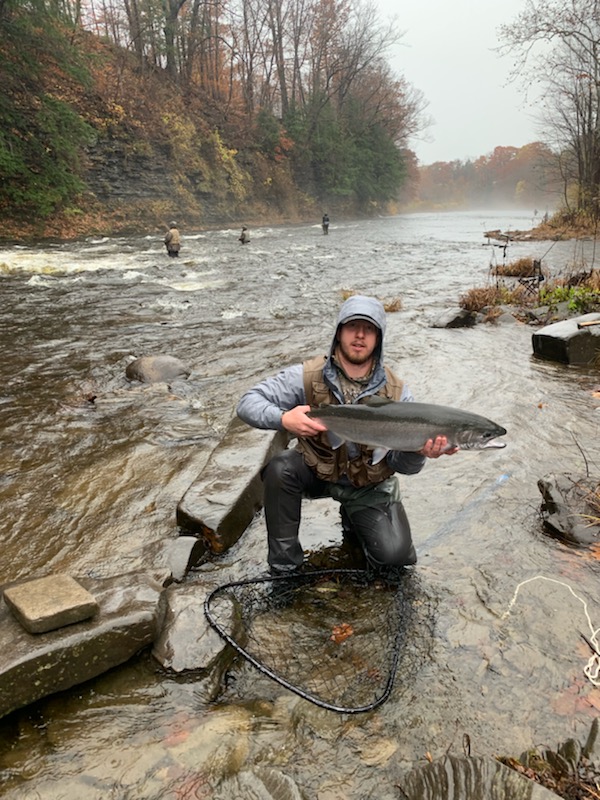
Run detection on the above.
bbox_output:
[501,575,600,687]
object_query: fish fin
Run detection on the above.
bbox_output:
[326,431,345,450]
[363,396,394,408]
[371,447,389,465]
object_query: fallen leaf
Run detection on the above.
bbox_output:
[330,623,354,644]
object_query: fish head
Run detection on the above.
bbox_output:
[458,420,507,450]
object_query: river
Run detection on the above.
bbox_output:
[0,210,599,798]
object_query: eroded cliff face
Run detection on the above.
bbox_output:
[3,137,319,241]
[76,137,318,237]
[1,30,323,242]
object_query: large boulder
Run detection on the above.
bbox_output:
[532,313,600,365]
[0,571,165,719]
[431,308,477,328]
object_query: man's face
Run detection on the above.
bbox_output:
[338,319,379,365]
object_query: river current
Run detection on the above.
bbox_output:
[0,210,599,798]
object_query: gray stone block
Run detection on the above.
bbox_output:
[3,574,99,634]
[176,416,288,553]
[532,312,600,364]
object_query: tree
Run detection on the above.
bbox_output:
[499,0,600,220]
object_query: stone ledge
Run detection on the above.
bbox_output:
[0,572,164,719]
[176,416,288,554]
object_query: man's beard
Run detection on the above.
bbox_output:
[338,341,374,366]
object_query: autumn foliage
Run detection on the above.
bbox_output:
[0,0,428,235]
[414,144,562,211]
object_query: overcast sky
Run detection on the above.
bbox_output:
[375,0,541,165]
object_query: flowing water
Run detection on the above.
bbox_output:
[0,210,599,798]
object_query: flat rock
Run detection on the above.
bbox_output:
[3,574,99,634]
[0,571,165,720]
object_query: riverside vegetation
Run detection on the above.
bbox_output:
[0,0,426,241]
[459,254,600,321]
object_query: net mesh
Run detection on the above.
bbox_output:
[204,568,407,714]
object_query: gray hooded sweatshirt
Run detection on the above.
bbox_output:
[236,295,426,476]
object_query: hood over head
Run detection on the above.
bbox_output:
[332,295,386,360]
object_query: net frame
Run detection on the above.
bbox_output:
[204,568,405,714]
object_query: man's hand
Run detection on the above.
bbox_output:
[281,405,327,438]
[420,436,459,458]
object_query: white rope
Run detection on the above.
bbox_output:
[501,575,600,687]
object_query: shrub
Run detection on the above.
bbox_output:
[459,285,523,311]
[492,257,536,277]
[539,284,600,313]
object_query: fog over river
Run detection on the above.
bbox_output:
[0,210,599,798]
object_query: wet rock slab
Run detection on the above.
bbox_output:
[152,580,239,675]
[0,571,165,719]
[176,416,288,554]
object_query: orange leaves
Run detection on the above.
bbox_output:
[330,622,354,644]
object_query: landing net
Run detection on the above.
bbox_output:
[204,568,406,714]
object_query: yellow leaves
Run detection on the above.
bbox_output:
[211,129,238,163]
[108,102,125,119]
[210,129,250,202]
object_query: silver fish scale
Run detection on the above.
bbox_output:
[307,401,506,452]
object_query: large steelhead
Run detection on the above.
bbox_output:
[307,397,507,462]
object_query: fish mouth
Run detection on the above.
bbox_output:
[460,437,507,450]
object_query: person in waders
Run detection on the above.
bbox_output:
[164,222,181,257]
[236,295,458,578]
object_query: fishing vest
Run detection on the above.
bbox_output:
[166,229,180,248]
[296,354,404,487]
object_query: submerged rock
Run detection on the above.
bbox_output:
[126,355,191,383]
[214,767,304,799]
[538,473,600,546]
[400,754,561,799]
